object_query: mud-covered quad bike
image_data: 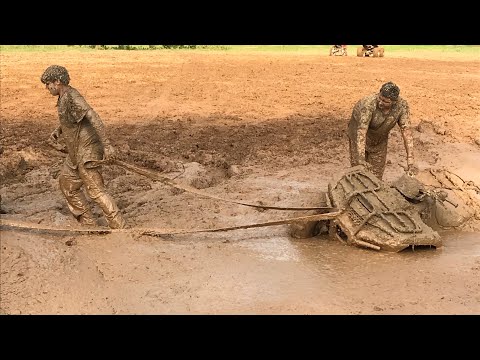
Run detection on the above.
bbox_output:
[392,168,480,233]
[327,166,442,251]
[330,45,347,56]
[357,45,384,57]
[289,165,480,252]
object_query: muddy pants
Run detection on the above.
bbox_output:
[349,138,388,180]
[58,161,126,229]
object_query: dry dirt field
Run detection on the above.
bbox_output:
[1,49,479,315]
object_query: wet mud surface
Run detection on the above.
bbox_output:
[1,50,479,314]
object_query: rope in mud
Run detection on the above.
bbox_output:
[46,148,332,211]
[110,159,332,211]
[0,211,341,237]
[1,153,337,237]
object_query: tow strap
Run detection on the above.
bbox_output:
[1,211,340,237]
[1,157,338,236]
[110,159,332,211]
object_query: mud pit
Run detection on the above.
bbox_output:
[1,50,479,314]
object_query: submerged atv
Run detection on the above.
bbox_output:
[330,45,348,56]
[393,168,480,232]
[290,165,480,252]
[327,166,441,251]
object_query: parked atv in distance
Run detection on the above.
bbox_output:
[330,45,348,56]
[357,45,384,57]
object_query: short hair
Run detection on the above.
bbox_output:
[380,81,400,100]
[41,65,70,85]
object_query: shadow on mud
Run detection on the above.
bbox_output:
[1,113,347,185]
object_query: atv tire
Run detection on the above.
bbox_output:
[373,47,385,57]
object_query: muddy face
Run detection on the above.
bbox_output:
[44,81,60,96]
[377,94,395,113]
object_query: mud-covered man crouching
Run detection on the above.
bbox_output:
[347,81,418,180]
[41,65,126,229]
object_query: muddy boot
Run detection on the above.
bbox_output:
[107,212,126,229]
[78,211,97,227]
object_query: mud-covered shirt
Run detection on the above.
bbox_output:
[57,86,103,168]
[347,93,410,147]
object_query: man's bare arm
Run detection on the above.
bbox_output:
[50,126,62,140]
[84,109,115,158]
[400,126,414,166]
[85,109,109,145]
[47,126,66,152]
[400,126,418,175]
[356,127,368,164]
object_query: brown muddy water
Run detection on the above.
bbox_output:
[1,224,479,315]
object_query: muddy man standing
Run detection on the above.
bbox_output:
[347,81,418,180]
[41,65,126,229]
